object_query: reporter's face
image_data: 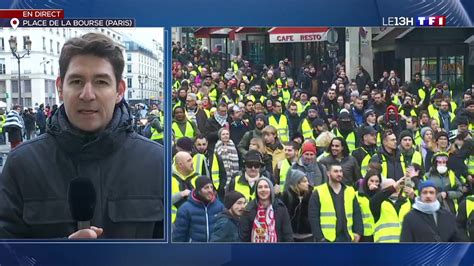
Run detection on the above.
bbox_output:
[57,55,124,133]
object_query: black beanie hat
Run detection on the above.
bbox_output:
[195,176,213,192]
[224,191,245,209]
[399,130,414,142]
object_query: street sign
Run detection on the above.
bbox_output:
[327,28,338,44]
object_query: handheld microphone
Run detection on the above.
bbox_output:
[67,177,96,230]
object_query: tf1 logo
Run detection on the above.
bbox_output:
[416,16,446,26]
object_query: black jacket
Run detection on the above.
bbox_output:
[281,188,312,235]
[370,146,405,181]
[0,102,164,238]
[401,208,468,242]
[240,199,294,242]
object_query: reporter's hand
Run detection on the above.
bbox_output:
[68,226,103,239]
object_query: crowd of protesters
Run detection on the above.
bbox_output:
[170,42,474,243]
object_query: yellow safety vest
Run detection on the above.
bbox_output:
[172,80,181,90]
[247,95,266,104]
[0,114,5,133]
[466,155,474,176]
[373,200,411,243]
[334,129,356,153]
[296,101,310,116]
[413,130,422,147]
[356,193,375,236]
[268,114,289,142]
[172,120,195,139]
[193,153,220,189]
[315,184,355,242]
[375,152,406,180]
[300,119,313,140]
[279,159,292,189]
[281,89,291,106]
[467,196,474,238]
[209,87,218,104]
[150,127,163,141]
[401,150,423,169]
[234,175,254,202]
[171,169,199,223]
[359,148,373,177]
[418,87,435,103]
[398,108,417,118]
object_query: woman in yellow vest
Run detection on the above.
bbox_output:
[424,152,463,215]
[356,169,382,242]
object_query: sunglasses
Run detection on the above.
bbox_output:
[245,163,261,169]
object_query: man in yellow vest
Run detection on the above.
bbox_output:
[457,195,474,241]
[227,150,271,202]
[0,109,6,145]
[267,100,290,143]
[308,163,363,242]
[398,130,424,170]
[353,126,378,176]
[370,130,405,181]
[401,181,467,242]
[333,111,358,153]
[172,151,198,223]
[149,110,164,144]
[274,141,299,189]
[193,134,227,198]
[370,177,414,242]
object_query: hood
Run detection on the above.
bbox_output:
[254,176,275,204]
[46,100,133,160]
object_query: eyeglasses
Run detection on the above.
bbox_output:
[245,163,261,169]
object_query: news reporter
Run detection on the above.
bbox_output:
[0,33,164,239]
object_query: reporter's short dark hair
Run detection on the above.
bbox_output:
[59,33,124,90]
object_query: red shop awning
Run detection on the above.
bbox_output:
[194,27,236,40]
[268,27,329,43]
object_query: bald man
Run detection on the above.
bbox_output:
[369,177,414,243]
[172,151,198,223]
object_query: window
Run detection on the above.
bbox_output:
[57,42,60,54]
[50,39,53,53]
[0,80,6,93]
[43,37,46,51]
[0,59,5,74]
[127,54,131,61]
[127,65,132,73]
[23,36,30,50]
[159,72,162,78]
[63,29,66,37]
[439,56,464,91]
[45,79,56,105]
[127,78,132,88]
[0,38,3,51]
[23,80,31,93]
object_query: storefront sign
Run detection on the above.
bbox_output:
[269,31,327,43]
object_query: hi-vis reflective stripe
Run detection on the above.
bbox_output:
[321,224,336,229]
[376,235,400,242]
[374,223,400,232]
[320,212,335,216]
[362,213,371,219]
[364,224,373,229]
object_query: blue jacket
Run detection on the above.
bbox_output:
[210,210,241,242]
[173,191,224,242]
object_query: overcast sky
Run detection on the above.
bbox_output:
[117,27,163,51]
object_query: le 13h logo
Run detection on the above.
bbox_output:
[382,16,446,27]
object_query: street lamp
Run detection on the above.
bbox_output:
[138,74,149,102]
[9,35,32,107]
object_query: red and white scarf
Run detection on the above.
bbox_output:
[251,203,278,243]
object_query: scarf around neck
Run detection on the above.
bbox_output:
[251,203,277,243]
